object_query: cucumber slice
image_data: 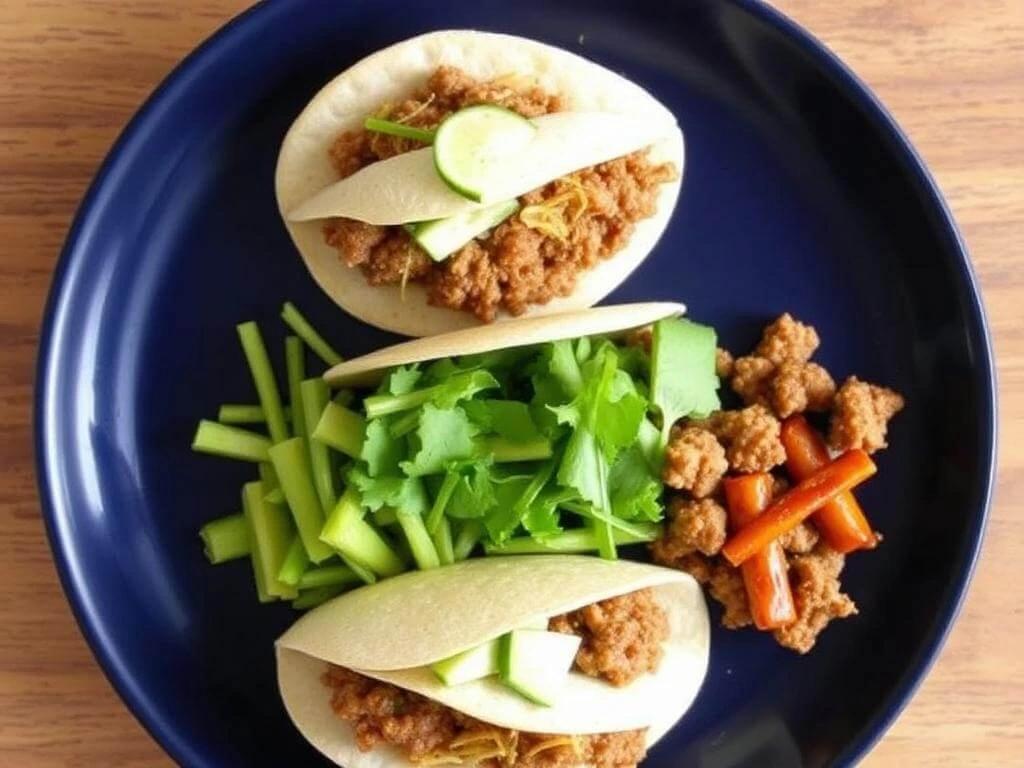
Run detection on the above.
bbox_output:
[410,200,519,262]
[498,629,581,706]
[433,106,537,202]
[431,638,500,686]
[430,616,548,686]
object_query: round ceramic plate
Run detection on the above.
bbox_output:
[35,1,996,766]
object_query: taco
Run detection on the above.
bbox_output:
[277,555,709,768]
[276,30,684,336]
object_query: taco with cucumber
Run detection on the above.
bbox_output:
[277,555,709,768]
[275,30,685,336]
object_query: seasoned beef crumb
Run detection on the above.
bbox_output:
[773,544,857,653]
[756,313,820,365]
[324,663,650,768]
[323,66,675,322]
[730,355,775,405]
[653,550,715,585]
[778,522,820,554]
[703,405,786,473]
[715,347,735,379]
[769,361,836,418]
[548,589,668,687]
[663,426,728,498]
[828,376,905,454]
[650,496,728,560]
[626,325,653,354]
[708,561,752,629]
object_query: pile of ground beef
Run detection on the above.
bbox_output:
[322,591,662,768]
[651,313,903,653]
[322,66,677,322]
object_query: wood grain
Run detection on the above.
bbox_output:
[0,0,1020,765]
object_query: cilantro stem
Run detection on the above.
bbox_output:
[560,500,659,540]
[389,409,420,438]
[426,471,460,534]
[453,520,483,560]
[217,404,292,424]
[397,512,441,570]
[281,302,343,367]
[364,389,434,419]
[199,514,249,564]
[237,321,289,444]
[192,420,271,462]
[277,535,310,587]
[291,583,347,610]
[243,480,297,600]
[298,564,361,590]
[363,371,498,419]
[481,436,553,463]
[285,336,307,439]
[432,517,455,566]
[320,488,406,577]
[372,507,397,526]
[363,116,436,144]
[313,402,366,458]
[301,379,337,513]
[265,487,286,505]
[269,438,335,563]
[483,525,661,555]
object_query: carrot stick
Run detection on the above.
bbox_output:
[781,416,877,553]
[721,450,877,566]
[722,474,796,630]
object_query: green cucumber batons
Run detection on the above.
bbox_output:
[276,30,685,336]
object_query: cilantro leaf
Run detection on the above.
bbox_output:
[400,405,478,477]
[650,318,720,444]
[384,365,422,395]
[361,418,403,476]
[347,466,429,516]
[608,445,664,522]
[446,461,496,519]
[464,400,543,443]
[522,492,564,538]
[482,475,533,543]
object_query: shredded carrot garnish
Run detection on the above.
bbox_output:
[519,176,588,241]
[523,736,579,759]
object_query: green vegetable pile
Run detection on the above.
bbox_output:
[195,303,719,610]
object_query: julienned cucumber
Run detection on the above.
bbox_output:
[410,200,520,261]
[498,629,581,707]
[433,106,536,202]
[431,616,548,688]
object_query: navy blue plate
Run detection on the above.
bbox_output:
[36,1,995,766]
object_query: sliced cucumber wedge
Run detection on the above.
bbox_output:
[431,638,500,686]
[410,199,519,262]
[433,105,537,202]
[498,629,581,707]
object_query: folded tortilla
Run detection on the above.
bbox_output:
[323,301,686,387]
[275,30,685,336]
[277,556,710,768]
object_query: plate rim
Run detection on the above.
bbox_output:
[33,1,998,766]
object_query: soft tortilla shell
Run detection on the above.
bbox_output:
[323,301,685,387]
[276,556,710,759]
[275,30,685,336]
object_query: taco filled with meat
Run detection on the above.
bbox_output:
[276,555,709,768]
[275,30,684,336]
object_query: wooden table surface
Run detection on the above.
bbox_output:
[1,1,1021,765]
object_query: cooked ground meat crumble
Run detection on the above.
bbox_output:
[324,666,646,768]
[548,589,669,687]
[654,313,902,654]
[323,66,677,322]
[322,590,663,768]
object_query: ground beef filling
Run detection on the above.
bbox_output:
[321,590,664,767]
[323,66,677,322]
[547,588,669,687]
[323,670,646,768]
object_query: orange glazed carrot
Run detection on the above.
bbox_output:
[722,474,796,630]
[722,450,877,566]
[780,415,878,553]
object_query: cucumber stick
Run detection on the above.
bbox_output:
[410,199,519,262]
[431,617,548,687]
[499,629,581,706]
[433,105,536,202]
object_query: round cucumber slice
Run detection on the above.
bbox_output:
[433,106,537,202]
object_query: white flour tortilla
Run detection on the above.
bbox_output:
[277,556,709,768]
[324,301,685,387]
[275,30,685,336]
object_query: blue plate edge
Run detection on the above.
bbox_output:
[32,1,999,766]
